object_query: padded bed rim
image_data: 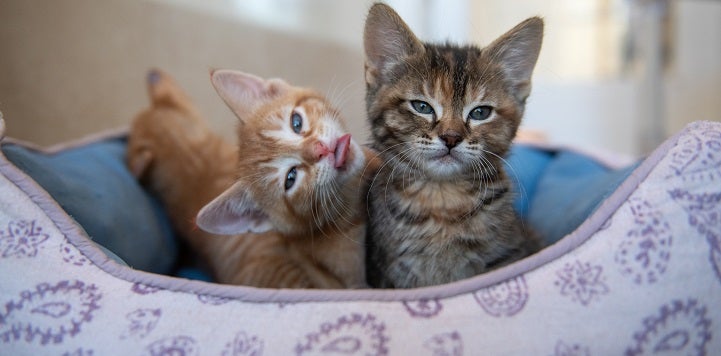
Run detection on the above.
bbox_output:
[0,114,680,303]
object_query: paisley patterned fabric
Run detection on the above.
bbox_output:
[1,118,720,355]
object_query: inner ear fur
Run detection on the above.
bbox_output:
[210,69,290,123]
[195,181,273,235]
[485,17,544,101]
[363,3,425,85]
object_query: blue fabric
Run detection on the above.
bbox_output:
[1,139,177,274]
[175,267,213,282]
[505,145,555,219]
[506,146,638,246]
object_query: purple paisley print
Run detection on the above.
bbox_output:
[145,336,198,356]
[667,126,721,181]
[0,220,49,258]
[0,280,101,345]
[131,283,161,295]
[60,240,90,267]
[615,197,672,284]
[402,298,443,318]
[626,299,711,355]
[555,261,609,306]
[473,275,529,317]
[669,189,721,284]
[668,131,703,177]
[222,331,264,356]
[425,331,462,356]
[295,313,389,355]
[121,308,161,339]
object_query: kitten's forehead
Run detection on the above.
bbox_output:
[235,90,347,176]
[391,45,509,110]
[257,100,343,140]
[417,77,488,103]
[238,91,333,133]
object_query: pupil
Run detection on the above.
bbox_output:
[291,113,302,133]
[470,106,492,121]
[285,167,297,190]
[411,100,433,115]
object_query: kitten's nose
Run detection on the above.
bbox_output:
[313,141,332,161]
[439,131,462,149]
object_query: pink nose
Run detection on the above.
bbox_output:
[314,141,332,161]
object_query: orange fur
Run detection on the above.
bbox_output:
[127,69,370,288]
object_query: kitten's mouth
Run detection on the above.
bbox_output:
[334,134,352,169]
[438,154,456,162]
[433,151,460,164]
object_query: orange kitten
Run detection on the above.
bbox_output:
[128,69,371,288]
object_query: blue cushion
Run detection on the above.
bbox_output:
[505,145,555,219]
[1,138,177,274]
[507,147,638,245]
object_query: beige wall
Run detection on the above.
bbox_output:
[2,0,719,157]
[0,0,368,146]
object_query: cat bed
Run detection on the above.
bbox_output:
[1,114,720,354]
[0,131,177,275]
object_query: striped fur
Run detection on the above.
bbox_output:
[127,69,369,288]
[363,4,544,288]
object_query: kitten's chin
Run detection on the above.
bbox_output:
[424,158,465,180]
[420,151,466,180]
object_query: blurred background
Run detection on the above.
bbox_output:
[1,0,719,157]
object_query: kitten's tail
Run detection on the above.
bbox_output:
[146,68,201,118]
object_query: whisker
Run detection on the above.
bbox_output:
[482,149,527,210]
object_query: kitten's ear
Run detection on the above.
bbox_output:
[210,69,290,123]
[196,182,273,235]
[363,3,424,85]
[485,17,544,101]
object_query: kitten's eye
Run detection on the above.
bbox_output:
[410,100,434,115]
[291,112,303,134]
[468,106,493,121]
[285,167,297,190]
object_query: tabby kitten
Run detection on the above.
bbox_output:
[363,3,543,288]
[128,69,369,288]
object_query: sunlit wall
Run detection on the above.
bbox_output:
[192,0,720,156]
